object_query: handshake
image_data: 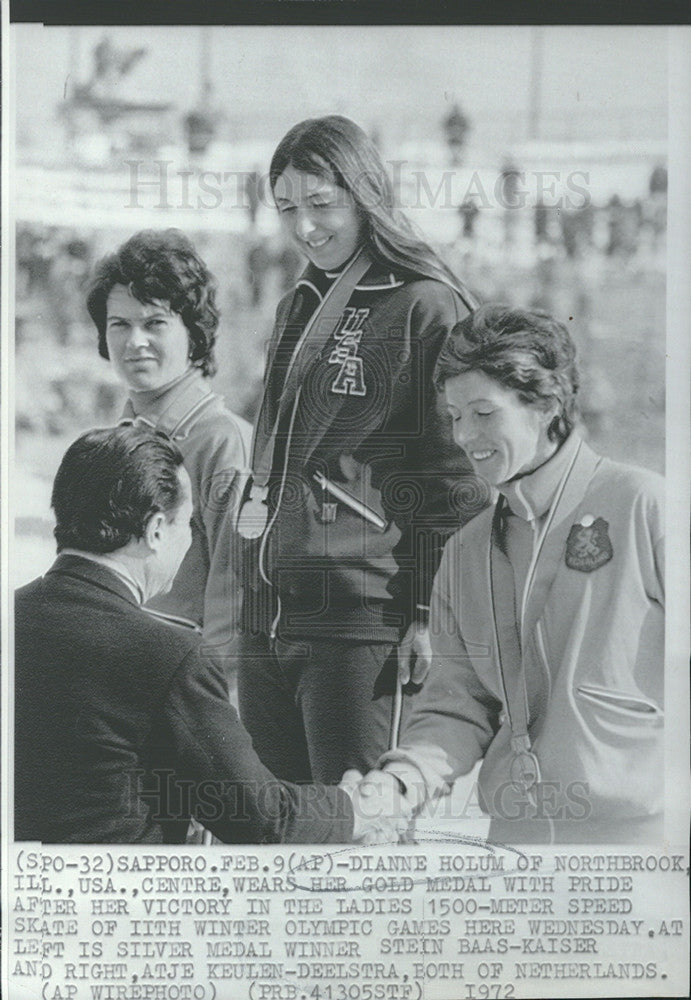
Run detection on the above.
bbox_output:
[339,767,425,845]
[337,622,432,844]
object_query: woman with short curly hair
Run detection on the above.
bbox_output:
[87,229,251,669]
[376,304,665,844]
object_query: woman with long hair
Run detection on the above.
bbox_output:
[236,116,489,788]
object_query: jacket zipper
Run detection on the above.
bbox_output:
[269,594,282,645]
[258,388,303,645]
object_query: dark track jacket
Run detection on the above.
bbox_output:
[15,555,353,844]
[245,260,489,642]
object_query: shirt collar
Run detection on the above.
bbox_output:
[296,257,404,297]
[499,431,582,522]
[59,549,144,603]
[122,367,212,437]
[322,247,363,279]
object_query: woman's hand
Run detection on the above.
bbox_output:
[397,622,433,685]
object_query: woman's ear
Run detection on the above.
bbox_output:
[545,399,564,441]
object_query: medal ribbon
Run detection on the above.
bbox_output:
[488,501,540,795]
[237,249,372,539]
[488,438,584,799]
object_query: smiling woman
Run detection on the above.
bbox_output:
[235,115,489,792]
[377,305,665,845]
[87,230,251,670]
[272,165,363,272]
[444,370,560,486]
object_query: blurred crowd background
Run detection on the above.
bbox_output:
[12,25,667,586]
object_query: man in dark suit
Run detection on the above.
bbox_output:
[15,424,362,844]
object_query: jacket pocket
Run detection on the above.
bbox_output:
[576,683,663,721]
[567,680,664,819]
[312,472,387,530]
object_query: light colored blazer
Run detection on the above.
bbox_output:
[383,436,664,843]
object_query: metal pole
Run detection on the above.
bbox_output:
[390,675,403,751]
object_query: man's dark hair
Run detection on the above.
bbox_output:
[434,304,580,444]
[86,228,220,377]
[52,425,185,554]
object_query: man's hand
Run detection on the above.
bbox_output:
[397,622,433,685]
[339,768,364,799]
[340,769,413,844]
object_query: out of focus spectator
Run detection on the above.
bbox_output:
[499,158,522,247]
[442,103,471,165]
[648,164,667,197]
[458,197,480,240]
[16,226,57,297]
[246,236,272,307]
[50,237,93,344]
[244,169,262,228]
[606,194,641,258]
[184,108,217,156]
[559,204,595,259]
[647,165,667,255]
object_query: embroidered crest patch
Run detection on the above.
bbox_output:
[565,515,613,572]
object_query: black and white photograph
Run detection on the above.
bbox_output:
[2,5,689,999]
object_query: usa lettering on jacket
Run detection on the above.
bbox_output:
[328,306,370,396]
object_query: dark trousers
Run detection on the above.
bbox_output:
[236,631,399,784]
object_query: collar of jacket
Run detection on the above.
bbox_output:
[59,547,143,603]
[47,552,140,607]
[296,260,405,299]
[504,433,601,653]
[499,431,583,523]
[121,367,215,439]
